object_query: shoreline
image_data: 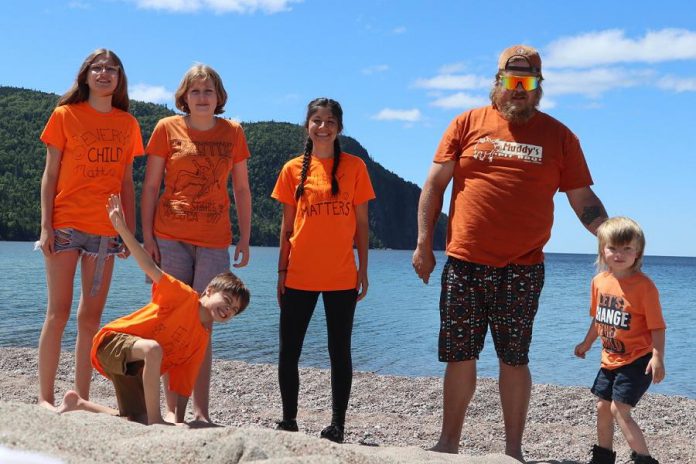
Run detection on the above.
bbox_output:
[1,347,694,463]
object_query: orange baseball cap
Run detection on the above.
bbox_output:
[497,45,542,77]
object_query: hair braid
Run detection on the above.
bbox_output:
[330,138,341,196]
[294,138,313,201]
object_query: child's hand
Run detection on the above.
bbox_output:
[646,355,665,384]
[574,341,590,359]
[106,194,126,232]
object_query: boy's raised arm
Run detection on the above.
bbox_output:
[107,194,163,284]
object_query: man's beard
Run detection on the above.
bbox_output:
[490,86,541,124]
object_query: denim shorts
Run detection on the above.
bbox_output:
[35,228,123,296]
[591,353,653,407]
[438,257,545,366]
[156,238,230,294]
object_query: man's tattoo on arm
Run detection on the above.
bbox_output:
[580,206,604,226]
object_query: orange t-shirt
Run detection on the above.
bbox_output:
[434,106,593,267]
[91,273,209,397]
[40,102,144,236]
[272,153,375,291]
[146,115,250,248]
[590,271,666,370]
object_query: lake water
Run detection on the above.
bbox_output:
[1,242,693,398]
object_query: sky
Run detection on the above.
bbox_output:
[2,0,695,257]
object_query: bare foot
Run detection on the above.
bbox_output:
[38,400,57,412]
[56,390,82,414]
[427,441,459,454]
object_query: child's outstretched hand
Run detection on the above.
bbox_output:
[646,355,665,384]
[574,341,591,359]
[106,194,126,232]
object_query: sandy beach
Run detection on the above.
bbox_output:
[0,348,693,463]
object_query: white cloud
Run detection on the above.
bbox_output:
[439,62,466,74]
[362,64,389,75]
[392,26,406,35]
[542,68,649,98]
[544,28,696,68]
[372,108,422,122]
[129,0,301,14]
[657,76,696,92]
[130,84,173,104]
[431,93,487,110]
[68,1,91,8]
[414,74,489,90]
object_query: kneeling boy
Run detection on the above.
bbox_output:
[59,194,250,425]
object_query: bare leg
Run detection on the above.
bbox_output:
[596,399,614,450]
[57,390,119,416]
[163,373,179,423]
[499,361,531,462]
[74,255,115,400]
[38,251,79,409]
[611,401,650,456]
[129,339,166,425]
[192,331,213,422]
[430,360,477,454]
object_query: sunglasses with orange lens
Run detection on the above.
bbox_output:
[499,75,540,91]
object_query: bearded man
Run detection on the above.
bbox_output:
[412,45,608,461]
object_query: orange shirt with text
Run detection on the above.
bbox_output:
[434,106,593,267]
[40,102,144,236]
[146,116,250,248]
[590,271,666,370]
[91,273,209,397]
[272,153,375,291]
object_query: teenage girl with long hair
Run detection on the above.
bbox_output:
[37,49,144,409]
[141,64,251,423]
[272,98,375,443]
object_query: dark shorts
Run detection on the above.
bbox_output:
[438,257,545,366]
[591,353,653,407]
[97,332,146,420]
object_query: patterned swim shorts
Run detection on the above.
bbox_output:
[438,257,545,366]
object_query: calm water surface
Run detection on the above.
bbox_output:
[1,242,693,398]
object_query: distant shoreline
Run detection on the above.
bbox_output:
[1,347,694,463]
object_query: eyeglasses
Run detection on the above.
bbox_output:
[89,64,120,75]
[499,75,539,91]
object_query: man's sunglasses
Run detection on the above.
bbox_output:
[499,75,540,91]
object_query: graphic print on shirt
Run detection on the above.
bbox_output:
[70,128,133,178]
[299,172,351,218]
[472,136,543,164]
[160,139,232,224]
[595,292,632,354]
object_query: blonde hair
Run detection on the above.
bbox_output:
[174,64,228,114]
[595,217,646,273]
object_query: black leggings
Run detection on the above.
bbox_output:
[278,287,357,426]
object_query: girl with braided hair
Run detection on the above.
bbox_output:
[271,98,375,443]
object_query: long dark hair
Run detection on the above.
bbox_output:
[57,49,130,112]
[294,97,344,201]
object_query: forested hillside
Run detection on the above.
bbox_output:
[0,86,446,249]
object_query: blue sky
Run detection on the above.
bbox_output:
[2,0,695,257]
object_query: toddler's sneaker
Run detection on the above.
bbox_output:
[630,451,659,464]
[588,444,616,464]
